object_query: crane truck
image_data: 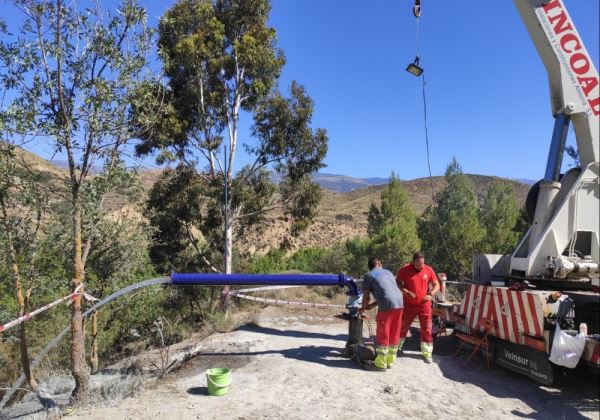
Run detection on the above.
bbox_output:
[438,0,599,384]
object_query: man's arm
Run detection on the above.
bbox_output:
[359,288,371,317]
[396,272,416,299]
[423,269,440,301]
[430,279,441,295]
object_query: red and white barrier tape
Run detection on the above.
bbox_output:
[232,285,304,293]
[0,284,90,333]
[227,290,345,308]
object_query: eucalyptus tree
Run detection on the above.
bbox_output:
[0,0,154,400]
[134,0,328,287]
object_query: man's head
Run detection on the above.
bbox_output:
[412,251,425,271]
[368,257,382,270]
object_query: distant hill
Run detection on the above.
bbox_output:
[9,147,66,179]
[283,173,535,193]
[18,149,531,193]
[311,173,388,192]
[270,172,388,192]
[512,178,537,186]
[239,174,530,255]
[12,147,531,256]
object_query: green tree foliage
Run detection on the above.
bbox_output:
[244,244,349,275]
[0,0,154,399]
[366,203,383,237]
[419,158,485,279]
[343,237,372,278]
[146,164,221,273]
[369,223,419,273]
[377,173,415,229]
[514,206,530,238]
[245,249,288,273]
[288,245,348,274]
[479,180,521,254]
[0,142,50,392]
[286,248,327,273]
[133,0,327,275]
[365,173,420,271]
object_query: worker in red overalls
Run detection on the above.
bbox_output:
[396,252,440,363]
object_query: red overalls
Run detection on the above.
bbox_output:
[396,263,438,358]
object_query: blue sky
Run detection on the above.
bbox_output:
[266,0,599,180]
[3,0,599,180]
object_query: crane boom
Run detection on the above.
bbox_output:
[509,0,599,279]
[408,0,599,383]
[514,0,599,166]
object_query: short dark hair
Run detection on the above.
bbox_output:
[368,257,381,270]
[412,251,425,260]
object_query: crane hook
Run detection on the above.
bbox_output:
[413,0,421,18]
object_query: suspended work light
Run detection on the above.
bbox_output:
[406,56,423,77]
[406,0,423,77]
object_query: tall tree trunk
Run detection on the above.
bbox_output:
[15,268,38,392]
[90,311,98,374]
[70,202,89,401]
[18,323,38,391]
[224,217,233,274]
[18,282,38,391]
[1,200,38,391]
[221,215,233,309]
[220,83,241,309]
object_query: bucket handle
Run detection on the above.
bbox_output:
[207,373,231,388]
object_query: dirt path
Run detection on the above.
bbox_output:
[62,306,599,420]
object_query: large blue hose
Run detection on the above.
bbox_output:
[170,272,359,296]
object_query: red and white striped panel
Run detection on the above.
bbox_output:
[458,285,545,348]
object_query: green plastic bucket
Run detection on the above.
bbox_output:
[206,368,230,396]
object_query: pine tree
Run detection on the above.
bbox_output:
[479,180,521,254]
[419,158,484,279]
[367,172,420,271]
[366,202,383,237]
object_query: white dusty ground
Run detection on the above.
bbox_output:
[3,306,598,419]
[59,305,600,420]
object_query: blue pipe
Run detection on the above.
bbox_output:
[170,272,359,296]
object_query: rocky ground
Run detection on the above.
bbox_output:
[3,305,598,420]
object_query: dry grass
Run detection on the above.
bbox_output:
[206,310,259,333]
[13,366,149,414]
[91,373,147,407]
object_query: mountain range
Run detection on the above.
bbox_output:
[44,157,535,192]
[310,173,536,192]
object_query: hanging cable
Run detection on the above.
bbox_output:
[406,0,423,77]
[414,2,421,57]
[406,0,469,280]
[420,75,470,282]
